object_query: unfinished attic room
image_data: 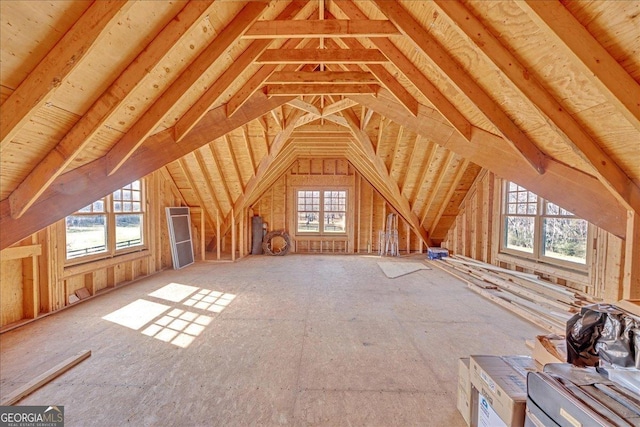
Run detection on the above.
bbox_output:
[1,0,640,425]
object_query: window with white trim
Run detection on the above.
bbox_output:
[296,190,347,234]
[66,180,145,261]
[502,181,588,267]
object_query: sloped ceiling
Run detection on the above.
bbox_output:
[0,0,638,249]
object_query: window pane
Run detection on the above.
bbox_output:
[505,216,534,253]
[66,215,107,259]
[297,212,319,232]
[323,213,346,233]
[546,202,559,215]
[116,214,143,249]
[543,218,587,264]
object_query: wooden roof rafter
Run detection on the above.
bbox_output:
[434,0,640,216]
[350,90,628,238]
[371,0,548,175]
[0,89,292,249]
[219,105,302,237]
[0,1,132,151]
[176,157,217,229]
[242,19,400,39]
[408,141,439,208]
[323,34,419,117]
[333,0,472,141]
[419,151,455,226]
[105,1,270,176]
[192,149,223,216]
[516,0,640,133]
[174,0,305,141]
[428,159,471,235]
[342,108,430,246]
[7,1,217,220]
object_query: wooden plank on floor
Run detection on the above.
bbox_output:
[377,261,430,279]
[0,350,91,405]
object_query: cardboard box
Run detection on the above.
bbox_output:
[469,355,535,427]
[532,335,566,368]
[457,358,472,425]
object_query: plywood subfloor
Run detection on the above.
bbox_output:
[0,255,543,426]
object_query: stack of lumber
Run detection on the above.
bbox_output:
[431,255,594,335]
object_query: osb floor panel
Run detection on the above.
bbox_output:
[0,255,543,426]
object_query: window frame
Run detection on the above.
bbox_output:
[65,179,148,266]
[295,187,348,236]
[500,180,591,271]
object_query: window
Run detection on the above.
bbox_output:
[66,180,145,261]
[502,181,588,267]
[296,190,347,234]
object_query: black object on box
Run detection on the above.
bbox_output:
[566,304,640,369]
[526,363,640,427]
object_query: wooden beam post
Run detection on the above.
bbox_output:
[623,211,640,299]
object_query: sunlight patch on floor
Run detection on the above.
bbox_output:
[102,283,235,348]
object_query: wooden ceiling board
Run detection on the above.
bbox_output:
[211,138,242,203]
[388,126,414,184]
[571,102,640,181]
[0,1,91,90]
[562,0,640,82]
[102,14,220,134]
[64,127,124,173]
[50,1,186,116]
[420,155,465,225]
[410,147,450,216]
[1,106,78,198]
[198,144,233,213]
[401,138,434,202]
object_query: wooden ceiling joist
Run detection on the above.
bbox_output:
[323,33,418,117]
[334,0,472,140]
[174,1,304,141]
[256,49,388,64]
[266,71,378,84]
[105,1,269,175]
[265,84,379,96]
[372,0,547,175]
[7,0,216,220]
[516,0,640,133]
[0,0,130,151]
[435,0,640,216]
[224,27,317,119]
[243,19,399,38]
[350,91,628,239]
